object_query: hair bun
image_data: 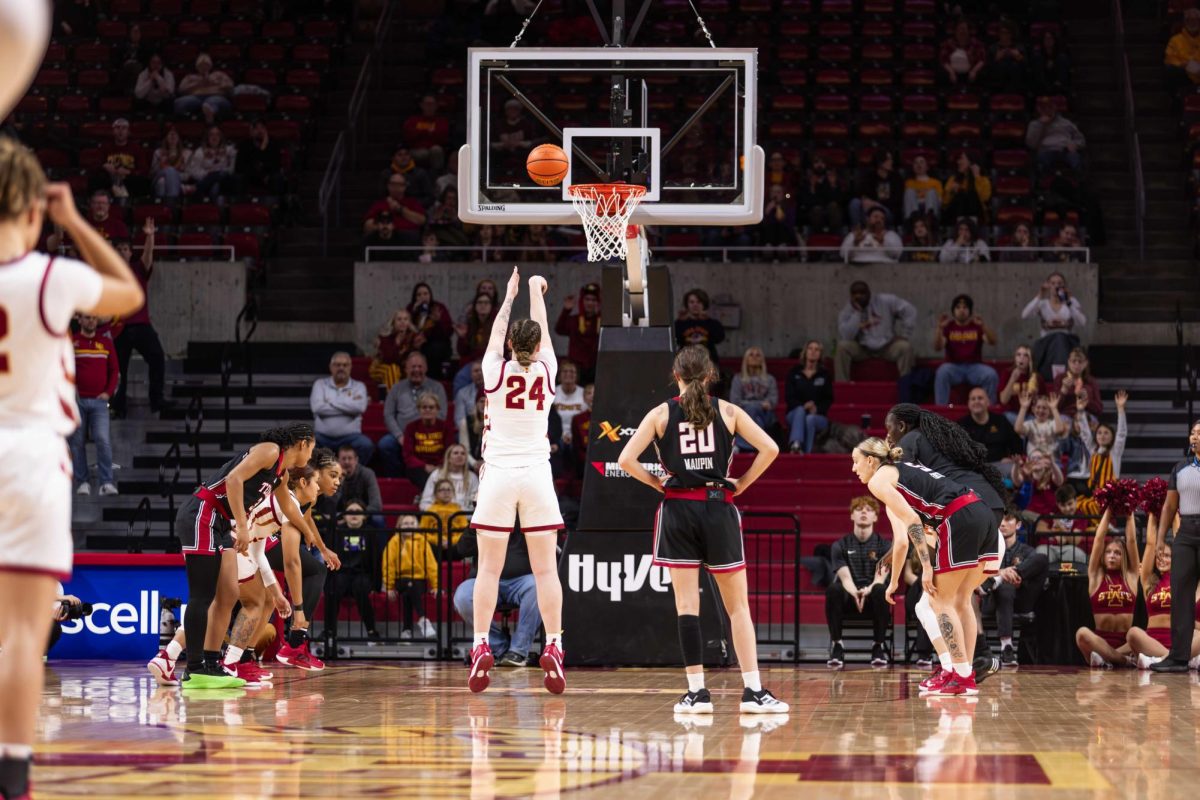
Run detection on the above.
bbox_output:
[889,446,905,462]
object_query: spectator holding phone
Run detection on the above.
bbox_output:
[1021,270,1086,381]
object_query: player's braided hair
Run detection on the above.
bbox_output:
[309,447,337,470]
[0,136,45,221]
[509,319,541,368]
[674,345,716,431]
[887,403,1007,499]
[260,422,314,449]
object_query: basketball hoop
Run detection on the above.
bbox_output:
[567,183,646,262]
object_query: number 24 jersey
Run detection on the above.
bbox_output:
[481,349,558,468]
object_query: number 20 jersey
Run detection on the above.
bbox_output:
[481,348,558,468]
[654,396,735,490]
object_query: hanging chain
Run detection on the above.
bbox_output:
[687,0,717,48]
[509,0,546,48]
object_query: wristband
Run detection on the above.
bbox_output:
[292,604,303,612]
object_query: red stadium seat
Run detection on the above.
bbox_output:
[293,43,332,63]
[777,69,808,87]
[175,19,213,37]
[303,19,341,39]
[248,43,285,62]
[995,203,1034,226]
[233,94,269,113]
[817,44,853,62]
[139,20,171,39]
[112,0,144,13]
[180,204,222,225]
[779,20,811,37]
[812,120,849,140]
[902,69,936,86]
[771,94,806,112]
[862,20,893,37]
[241,68,279,87]
[177,232,215,258]
[97,21,128,39]
[901,93,938,114]
[946,93,981,111]
[33,69,69,88]
[35,148,71,169]
[992,149,1030,170]
[861,43,894,62]
[207,43,244,63]
[77,70,111,89]
[901,120,939,139]
[78,148,106,169]
[130,120,163,140]
[132,204,175,226]
[229,203,271,226]
[260,21,297,39]
[16,95,48,114]
[285,69,322,89]
[817,20,853,39]
[857,119,893,139]
[902,43,937,62]
[989,94,1026,113]
[274,94,312,113]
[990,120,1026,141]
[994,176,1032,197]
[190,0,222,13]
[223,232,260,260]
[902,20,937,39]
[149,0,183,12]
[98,96,134,113]
[266,119,302,142]
[858,94,893,112]
[863,0,894,11]
[219,20,256,39]
[73,43,112,63]
[776,44,809,62]
[947,120,982,139]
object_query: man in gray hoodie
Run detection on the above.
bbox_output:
[377,351,447,477]
[310,351,374,465]
[835,281,917,381]
[1025,96,1085,173]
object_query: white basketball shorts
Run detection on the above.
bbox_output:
[470,460,564,538]
[0,427,74,580]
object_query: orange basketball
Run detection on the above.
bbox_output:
[527,143,569,186]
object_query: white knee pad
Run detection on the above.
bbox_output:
[915,594,942,643]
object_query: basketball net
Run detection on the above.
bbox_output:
[567,183,646,262]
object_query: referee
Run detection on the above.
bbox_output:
[1150,422,1200,673]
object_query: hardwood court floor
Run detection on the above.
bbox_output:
[32,661,1200,799]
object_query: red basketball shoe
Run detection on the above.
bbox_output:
[919,665,949,694]
[937,671,979,696]
[539,642,566,695]
[469,642,494,693]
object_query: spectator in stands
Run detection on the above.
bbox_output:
[849,150,903,227]
[69,313,119,497]
[185,125,237,200]
[835,280,916,381]
[1004,222,1041,262]
[48,190,127,251]
[453,523,542,668]
[571,384,594,477]
[383,513,438,640]
[797,153,845,232]
[556,283,601,383]
[408,283,454,377]
[1015,390,1068,457]
[454,293,497,368]
[419,443,478,512]
[758,184,799,257]
[1053,346,1103,418]
[333,445,385,529]
[427,186,469,255]
[904,217,939,262]
[434,155,459,199]
[173,53,233,123]
[1031,29,1071,96]
[903,155,942,224]
[328,501,382,641]
[839,207,903,263]
[933,293,999,405]
[1048,224,1085,262]
[1165,8,1200,92]
[825,496,893,668]
[999,344,1039,421]
[370,308,419,389]
[1026,96,1086,174]
[236,119,285,196]
[110,220,169,418]
[55,0,97,37]
[418,232,443,264]
[476,224,511,262]
[942,151,992,224]
[958,387,1023,468]
[978,509,1050,666]
[938,218,991,263]
[465,394,487,466]
[940,18,987,86]
[134,53,175,110]
[492,98,538,182]
[363,211,401,253]
[730,347,778,452]
[93,118,150,198]
[150,125,190,199]
[403,393,456,490]
[1012,448,1065,525]
[674,288,725,365]
[1022,270,1086,380]
[311,351,375,467]
[987,20,1027,92]
[379,352,447,476]
[1078,389,1128,496]
[554,360,587,456]
[420,479,469,560]
[454,361,484,443]
[765,151,797,199]
[114,22,149,90]
[381,144,433,209]
[403,94,450,171]
[784,340,832,454]
[1036,484,1092,563]
[363,174,425,251]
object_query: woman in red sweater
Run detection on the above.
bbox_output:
[403,391,456,490]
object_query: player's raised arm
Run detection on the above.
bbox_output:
[528,273,553,351]
[487,266,521,357]
[44,184,143,317]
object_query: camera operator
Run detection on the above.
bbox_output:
[48,587,92,653]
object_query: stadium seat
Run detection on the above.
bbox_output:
[180,204,222,225]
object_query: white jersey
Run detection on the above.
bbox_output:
[481,348,557,468]
[235,490,288,542]
[0,253,103,436]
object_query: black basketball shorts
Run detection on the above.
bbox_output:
[652,490,745,573]
[178,494,234,557]
[934,496,996,575]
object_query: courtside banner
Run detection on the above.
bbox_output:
[52,554,187,659]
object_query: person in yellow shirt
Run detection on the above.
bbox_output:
[943,151,992,224]
[423,478,469,558]
[903,155,943,223]
[383,514,439,639]
[1166,8,1200,90]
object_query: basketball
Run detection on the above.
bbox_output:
[527,143,569,186]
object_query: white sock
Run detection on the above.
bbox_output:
[687,671,705,693]
[165,640,183,661]
[1089,651,1106,667]
[1189,655,1200,670]
[0,743,32,759]
[742,670,761,692]
[953,662,971,677]
[223,645,244,666]
[474,632,489,647]
[1000,637,1013,649]
[547,632,562,648]
[938,652,952,670]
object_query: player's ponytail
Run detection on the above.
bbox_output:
[855,436,904,463]
[0,136,45,221]
[508,319,541,367]
[287,463,316,489]
[673,345,716,431]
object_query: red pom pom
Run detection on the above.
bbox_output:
[1139,477,1168,518]
[1094,478,1140,516]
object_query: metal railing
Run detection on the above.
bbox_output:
[364,244,1093,264]
[219,298,258,450]
[126,497,153,554]
[742,512,802,663]
[1114,0,1147,262]
[59,244,237,262]
[157,441,183,550]
[181,394,204,488]
[317,0,398,256]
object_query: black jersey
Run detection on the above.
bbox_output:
[196,447,287,518]
[654,396,735,490]
[892,461,973,522]
[898,430,1003,511]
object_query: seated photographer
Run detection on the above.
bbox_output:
[48,588,91,653]
[975,509,1049,667]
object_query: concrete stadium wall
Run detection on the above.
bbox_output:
[354,261,1099,361]
[151,261,246,357]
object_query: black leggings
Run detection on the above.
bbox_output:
[327,571,378,632]
[266,543,328,620]
[184,553,223,671]
[1169,518,1200,662]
